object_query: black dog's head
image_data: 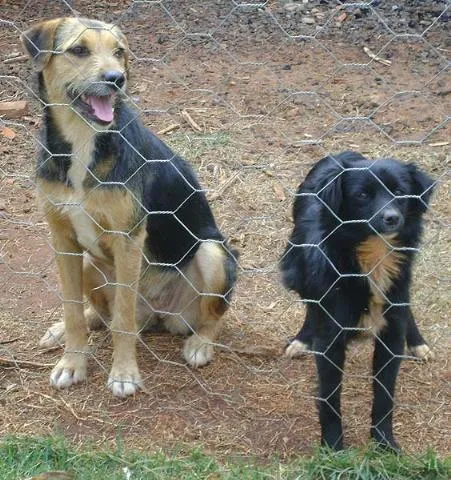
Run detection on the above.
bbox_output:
[312,151,435,238]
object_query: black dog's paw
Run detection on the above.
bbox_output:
[284,338,311,358]
[371,428,401,453]
[408,343,435,362]
[321,436,344,452]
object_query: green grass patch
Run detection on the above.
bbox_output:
[0,436,449,480]
[166,131,231,159]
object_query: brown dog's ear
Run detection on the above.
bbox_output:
[20,19,63,71]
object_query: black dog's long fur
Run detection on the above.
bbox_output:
[280,151,435,450]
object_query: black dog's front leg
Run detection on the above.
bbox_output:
[285,304,315,357]
[371,306,407,451]
[313,326,346,450]
[405,307,434,360]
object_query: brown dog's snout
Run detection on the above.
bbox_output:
[102,70,125,88]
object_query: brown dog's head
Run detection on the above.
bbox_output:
[21,17,129,127]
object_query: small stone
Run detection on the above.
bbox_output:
[284,3,305,13]
[302,17,315,25]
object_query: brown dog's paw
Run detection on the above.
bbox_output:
[183,334,214,368]
[50,352,88,389]
[40,321,65,349]
[107,364,142,397]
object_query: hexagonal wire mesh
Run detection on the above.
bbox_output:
[0,0,449,456]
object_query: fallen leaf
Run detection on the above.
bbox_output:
[273,182,286,201]
[337,12,347,23]
[24,472,74,480]
[1,126,16,139]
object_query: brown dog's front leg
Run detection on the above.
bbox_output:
[107,231,145,397]
[46,210,89,389]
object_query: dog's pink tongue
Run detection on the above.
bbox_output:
[86,95,114,122]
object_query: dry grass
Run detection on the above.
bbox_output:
[0,2,450,459]
[0,134,449,458]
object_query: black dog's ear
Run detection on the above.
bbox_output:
[406,163,435,213]
[314,154,346,214]
[20,18,63,71]
[333,150,367,164]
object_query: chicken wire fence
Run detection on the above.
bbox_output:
[0,0,449,455]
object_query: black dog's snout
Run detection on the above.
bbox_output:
[102,70,125,88]
[382,209,401,228]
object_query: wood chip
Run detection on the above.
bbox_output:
[0,356,54,369]
[0,336,22,344]
[209,172,240,202]
[336,12,347,23]
[223,345,281,358]
[363,46,392,66]
[3,54,28,64]
[157,123,180,135]
[1,126,16,139]
[0,100,28,119]
[180,109,202,132]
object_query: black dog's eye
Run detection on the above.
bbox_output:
[114,48,125,58]
[68,45,89,57]
[393,189,404,196]
[357,191,368,199]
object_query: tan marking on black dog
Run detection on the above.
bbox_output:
[356,235,406,334]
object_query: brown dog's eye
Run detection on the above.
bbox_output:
[114,48,125,58]
[68,45,89,57]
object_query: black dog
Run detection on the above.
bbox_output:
[280,151,435,450]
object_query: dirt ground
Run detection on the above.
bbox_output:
[0,0,450,459]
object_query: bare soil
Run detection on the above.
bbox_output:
[0,0,449,458]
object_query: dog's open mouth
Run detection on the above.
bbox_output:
[71,92,116,125]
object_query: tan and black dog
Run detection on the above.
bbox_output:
[280,151,435,450]
[21,18,237,397]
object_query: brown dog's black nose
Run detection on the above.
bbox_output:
[102,70,125,88]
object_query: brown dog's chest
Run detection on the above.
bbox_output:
[355,235,405,334]
[39,178,139,262]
